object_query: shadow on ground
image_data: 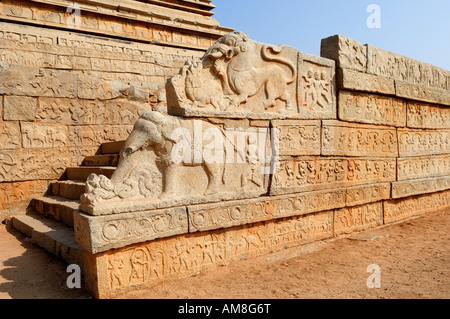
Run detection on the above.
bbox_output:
[0,223,90,299]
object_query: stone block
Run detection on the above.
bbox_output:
[3,95,37,120]
[384,190,450,224]
[397,155,450,181]
[82,154,120,167]
[101,141,125,155]
[344,183,391,207]
[66,167,116,181]
[32,196,80,227]
[398,128,450,157]
[83,209,333,298]
[334,202,383,236]
[50,180,86,200]
[21,122,68,148]
[395,81,450,106]
[338,90,406,127]
[167,33,300,119]
[322,120,398,157]
[0,148,68,182]
[128,86,150,103]
[297,52,337,119]
[0,62,77,98]
[407,101,450,129]
[367,44,450,93]
[0,121,21,149]
[337,68,395,95]
[74,207,189,254]
[271,156,396,196]
[272,120,321,156]
[320,35,367,72]
[391,176,450,199]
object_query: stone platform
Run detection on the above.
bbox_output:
[2,19,448,298]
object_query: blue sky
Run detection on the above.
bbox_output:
[213,0,450,70]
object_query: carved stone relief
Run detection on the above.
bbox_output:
[398,129,450,157]
[167,31,300,119]
[94,209,333,295]
[322,120,398,157]
[272,120,321,156]
[367,45,450,91]
[297,53,336,119]
[80,111,271,216]
[392,176,450,199]
[320,35,367,72]
[271,157,396,196]
[338,90,406,127]
[384,190,450,223]
[334,202,383,236]
[397,155,450,181]
[407,102,450,129]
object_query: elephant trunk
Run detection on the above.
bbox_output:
[110,116,162,184]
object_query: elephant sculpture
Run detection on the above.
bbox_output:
[81,111,233,207]
[119,111,227,199]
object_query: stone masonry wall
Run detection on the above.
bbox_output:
[74,33,449,298]
[0,0,232,220]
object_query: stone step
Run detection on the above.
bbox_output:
[100,141,125,155]
[12,212,83,267]
[32,196,80,227]
[82,154,120,167]
[65,166,116,180]
[50,180,86,200]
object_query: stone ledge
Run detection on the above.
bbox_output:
[321,120,398,157]
[75,183,391,253]
[74,206,188,254]
[384,189,450,224]
[0,0,233,51]
[391,176,450,199]
[337,68,395,95]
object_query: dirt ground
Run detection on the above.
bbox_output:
[0,207,449,299]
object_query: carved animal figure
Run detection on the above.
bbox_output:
[22,126,47,147]
[204,31,297,110]
[183,59,226,110]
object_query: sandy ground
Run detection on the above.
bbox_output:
[0,207,449,299]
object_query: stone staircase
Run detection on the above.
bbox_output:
[10,141,125,267]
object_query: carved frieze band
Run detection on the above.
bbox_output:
[391,176,450,199]
[398,129,450,157]
[338,90,406,127]
[94,210,334,296]
[270,156,395,196]
[74,207,189,254]
[321,120,398,157]
[384,190,450,224]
